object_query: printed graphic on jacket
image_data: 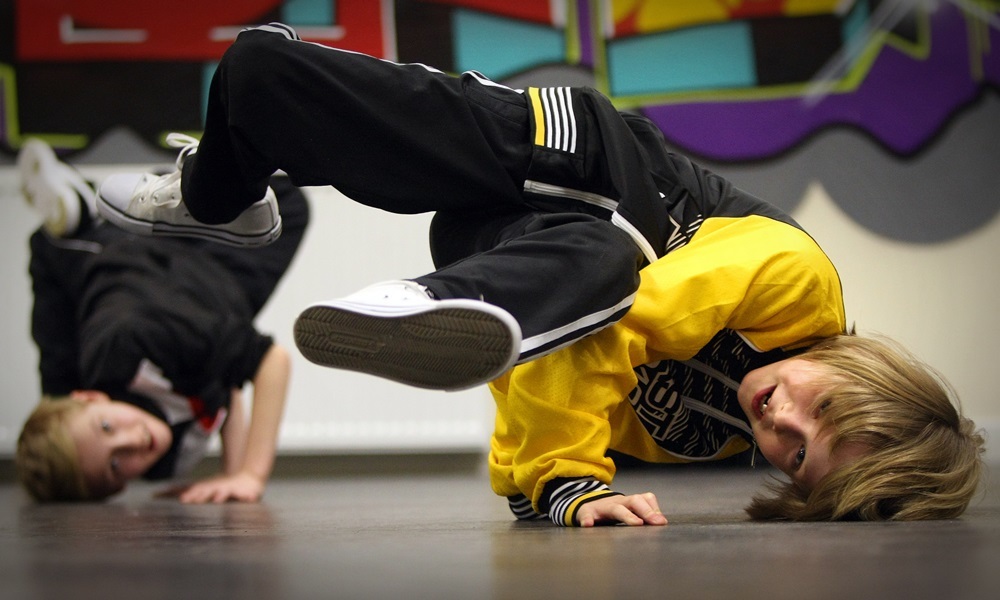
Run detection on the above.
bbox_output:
[628,329,790,460]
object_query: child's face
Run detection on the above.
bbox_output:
[737,359,868,491]
[65,391,173,498]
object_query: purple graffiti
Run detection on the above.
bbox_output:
[577,0,594,68]
[643,2,999,160]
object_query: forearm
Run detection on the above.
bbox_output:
[220,389,249,475]
[169,344,289,504]
[239,344,290,483]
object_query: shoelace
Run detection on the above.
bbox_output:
[165,132,200,169]
[134,133,201,208]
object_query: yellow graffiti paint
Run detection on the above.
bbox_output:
[609,0,844,34]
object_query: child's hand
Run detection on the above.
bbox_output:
[575,492,667,527]
[159,471,266,504]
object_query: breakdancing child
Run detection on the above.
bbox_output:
[15,139,308,503]
[94,24,984,522]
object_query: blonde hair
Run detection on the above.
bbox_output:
[746,335,985,521]
[15,397,91,502]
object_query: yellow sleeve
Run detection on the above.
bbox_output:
[488,216,846,509]
[488,325,642,505]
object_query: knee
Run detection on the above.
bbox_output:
[562,218,644,271]
[605,224,647,274]
[218,31,288,93]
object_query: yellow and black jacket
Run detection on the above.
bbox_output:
[493,93,846,524]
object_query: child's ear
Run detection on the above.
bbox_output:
[69,390,112,404]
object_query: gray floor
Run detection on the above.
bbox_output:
[1,456,998,600]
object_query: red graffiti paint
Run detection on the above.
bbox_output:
[16,0,387,61]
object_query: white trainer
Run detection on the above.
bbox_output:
[96,133,282,247]
[17,138,95,237]
[293,280,522,391]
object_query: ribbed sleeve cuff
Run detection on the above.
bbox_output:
[506,494,549,521]
[545,478,621,527]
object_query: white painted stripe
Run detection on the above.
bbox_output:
[549,0,567,27]
[59,16,146,44]
[380,0,398,61]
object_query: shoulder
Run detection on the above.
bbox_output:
[655,215,834,274]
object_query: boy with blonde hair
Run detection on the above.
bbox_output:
[15,140,307,502]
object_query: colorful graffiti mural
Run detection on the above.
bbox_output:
[2,0,998,241]
[4,0,996,155]
[625,1,1000,160]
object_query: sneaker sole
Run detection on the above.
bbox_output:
[18,140,79,236]
[96,193,282,248]
[293,300,520,391]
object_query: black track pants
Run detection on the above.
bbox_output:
[183,24,644,361]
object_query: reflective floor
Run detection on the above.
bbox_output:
[1,458,998,600]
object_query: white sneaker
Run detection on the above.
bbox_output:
[17,138,95,237]
[96,133,282,247]
[293,280,522,391]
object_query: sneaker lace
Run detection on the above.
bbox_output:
[165,132,200,170]
[134,171,183,208]
[134,133,201,208]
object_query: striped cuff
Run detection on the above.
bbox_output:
[546,478,621,527]
[507,494,549,521]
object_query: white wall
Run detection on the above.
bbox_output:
[0,168,38,452]
[1,166,998,461]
